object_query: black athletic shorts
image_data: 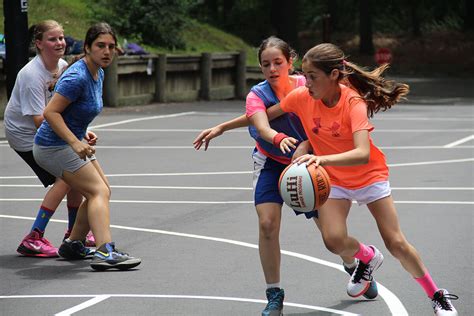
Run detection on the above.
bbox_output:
[14,150,56,187]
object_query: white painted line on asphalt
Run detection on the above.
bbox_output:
[0,214,407,315]
[1,184,473,191]
[88,111,198,129]
[90,128,473,133]
[1,144,474,149]
[1,198,473,205]
[389,157,474,167]
[92,128,248,132]
[443,134,474,148]
[0,294,359,316]
[55,295,110,316]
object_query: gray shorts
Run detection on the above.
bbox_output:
[33,144,96,178]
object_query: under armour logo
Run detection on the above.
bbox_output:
[312,118,321,134]
[331,122,340,137]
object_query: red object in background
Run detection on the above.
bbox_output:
[375,48,392,65]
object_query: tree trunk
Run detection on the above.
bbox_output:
[271,0,299,50]
[359,0,374,55]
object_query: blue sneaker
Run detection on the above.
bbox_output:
[90,242,141,271]
[344,260,378,299]
[58,239,94,260]
[262,287,284,316]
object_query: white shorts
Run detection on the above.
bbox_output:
[329,181,391,206]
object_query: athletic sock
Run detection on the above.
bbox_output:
[415,272,438,298]
[353,243,375,264]
[267,282,280,289]
[31,205,55,233]
[343,260,358,269]
[67,205,79,231]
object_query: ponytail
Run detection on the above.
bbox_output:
[344,62,409,117]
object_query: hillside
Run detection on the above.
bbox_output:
[0,1,259,65]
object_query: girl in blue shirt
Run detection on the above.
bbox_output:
[33,23,141,271]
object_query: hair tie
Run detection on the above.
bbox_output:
[342,59,348,65]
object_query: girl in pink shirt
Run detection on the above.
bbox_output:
[262,43,458,315]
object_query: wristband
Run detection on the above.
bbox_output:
[272,132,289,148]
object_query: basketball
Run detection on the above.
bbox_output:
[278,163,331,212]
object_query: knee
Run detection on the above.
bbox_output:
[385,237,410,258]
[322,234,346,255]
[86,183,110,201]
[259,218,279,240]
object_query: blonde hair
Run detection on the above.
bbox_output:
[303,43,409,117]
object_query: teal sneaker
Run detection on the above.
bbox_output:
[262,287,284,316]
[90,242,141,271]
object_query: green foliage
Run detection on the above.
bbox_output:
[91,0,196,49]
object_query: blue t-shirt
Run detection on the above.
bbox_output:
[35,59,104,146]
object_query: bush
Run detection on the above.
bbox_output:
[91,0,196,49]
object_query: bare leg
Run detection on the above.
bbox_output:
[318,198,360,258]
[256,203,282,285]
[62,162,112,247]
[368,196,426,277]
[312,217,355,264]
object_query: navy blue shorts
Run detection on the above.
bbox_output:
[252,150,318,219]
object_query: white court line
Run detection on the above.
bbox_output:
[0,214,406,315]
[444,134,474,148]
[0,184,472,191]
[55,295,111,316]
[0,157,472,180]
[0,198,473,205]
[88,111,197,129]
[1,156,473,181]
[91,128,474,133]
[0,294,358,316]
[1,144,474,149]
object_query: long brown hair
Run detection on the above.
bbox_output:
[303,43,409,117]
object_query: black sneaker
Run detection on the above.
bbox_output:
[344,260,378,299]
[90,242,141,271]
[431,289,458,315]
[58,239,94,260]
[262,287,284,316]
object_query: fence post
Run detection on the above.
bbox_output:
[200,52,212,100]
[235,50,247,100]
[155,54,167,102]
[103,54,118,107]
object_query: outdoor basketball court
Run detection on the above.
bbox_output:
[0,100,472,315]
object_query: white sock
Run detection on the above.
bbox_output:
[343,259,358,269]
[267,283,280,289]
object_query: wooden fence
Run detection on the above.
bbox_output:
[0,52,265,118]
[103,51,248,107]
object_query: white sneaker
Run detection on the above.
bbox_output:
[346,246,383,297]
[432,289,458,316]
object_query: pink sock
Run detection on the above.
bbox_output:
[353,243,374,264]
[415,272,438,298]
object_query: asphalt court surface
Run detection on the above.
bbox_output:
[0,100,473,315]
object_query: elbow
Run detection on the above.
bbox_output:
[360,152,370,164]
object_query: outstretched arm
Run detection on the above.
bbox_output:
[249,104,298,154]
[193,114,249,150]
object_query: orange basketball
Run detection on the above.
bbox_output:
[279,163,331,212]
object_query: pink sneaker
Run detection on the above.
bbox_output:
[64,230,96,247]
[85,231,96,247]
[17,229,59,257]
